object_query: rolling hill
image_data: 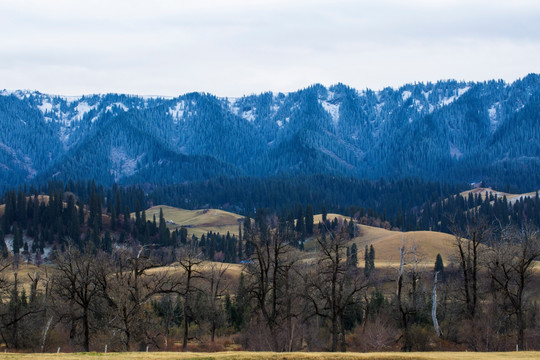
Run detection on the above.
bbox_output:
[140,205,244,238]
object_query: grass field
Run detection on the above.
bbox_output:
[1,351,539,360]
[141,206,244,239]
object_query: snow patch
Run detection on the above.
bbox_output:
[440,86,470,106]
[402,90,412,102]
[110,147,145,182]
[38,101,53,114]
[319,100,340,125]
[75,101,97,120]
[169,100,186,122]
[105,102,128,113]
[242,108,256,122]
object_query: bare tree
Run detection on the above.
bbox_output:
[395,236,428,351]
[451,215,490,319]
[487,224,540,350]
[203,262,230,342]
[175,244,204,350]
[244,216,301,351]
[304,227,368,352]
[52,246,100,352]
[96,246,170,351]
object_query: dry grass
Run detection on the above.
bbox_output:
[352,225,459,267]
[459,187,538,205]
[139,206,243,239]
[1,351,539,360]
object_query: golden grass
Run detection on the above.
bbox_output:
[1,351,539,360]
[0,262,51,295]
[146,260,244,280]
[352,225,458,267]
[313,213,351,224]
[139,206,243,239]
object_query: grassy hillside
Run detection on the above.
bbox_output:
[353,225,458,267]
[460,187,538,204]
[139,206,244,238]
[2,351,539,359]
[312,213,458,267]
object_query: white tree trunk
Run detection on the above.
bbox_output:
[432,271,442,337]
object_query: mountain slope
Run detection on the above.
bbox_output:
[1,74,539,190]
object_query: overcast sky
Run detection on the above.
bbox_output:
[1,0,539,97]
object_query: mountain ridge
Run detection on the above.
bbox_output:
[1,74,539,190]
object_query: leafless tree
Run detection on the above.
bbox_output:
[244,217,301,351]
[51,246,100,352]
[451,215,491,320]
[96,246,170,351]
[487,224,540,350]
[202,262,230,342]
[395,236,428,351]
[304,227,368,352]
[175,244,204,350]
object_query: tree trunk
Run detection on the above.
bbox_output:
[432,271,442,337]
[331,316,338,352]
[83,308,90,352]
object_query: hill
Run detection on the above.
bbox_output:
[353,225,457,267]
[313,213,458,266]
[142,205,244,238]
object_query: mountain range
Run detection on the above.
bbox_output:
[1,74,539,191]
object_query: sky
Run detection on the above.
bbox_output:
[1,0,539,97]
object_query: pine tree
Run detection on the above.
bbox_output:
[102,230,112,253]
[350,243,358,267]
[364,245,370,277]
[434,253,445,281]
[369,244,375,273]
[12,222,21,255]
[305,205,314,236]
[238,220,243,260]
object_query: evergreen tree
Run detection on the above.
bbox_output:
[102,230,112,253]
[12,222,21,255]
[350,243,358,267]
[434,253,445,281]
[305,205,314,236]
[364,245,370,277]
[369,244,375,273]
[158,208,170,246]
[0,231,7,258]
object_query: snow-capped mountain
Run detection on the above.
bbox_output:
[1,74,539,190]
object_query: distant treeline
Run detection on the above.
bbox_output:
[1,176,539,259]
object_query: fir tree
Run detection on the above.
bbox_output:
[434,253,445,281]
[350,243,358,267]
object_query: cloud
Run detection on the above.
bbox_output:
[1,0,539,96]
